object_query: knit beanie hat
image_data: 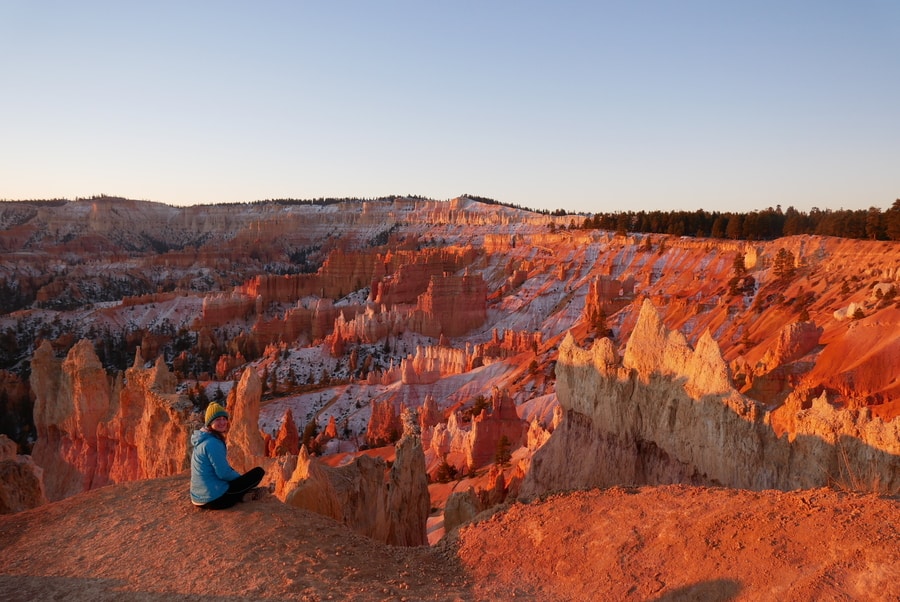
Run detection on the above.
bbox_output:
[205,402,229,426]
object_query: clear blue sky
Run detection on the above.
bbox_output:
[2,1,898,214]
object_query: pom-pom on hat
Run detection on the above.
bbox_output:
[205,402,229,426]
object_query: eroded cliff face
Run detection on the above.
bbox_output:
[30,341,193,501]
[280,407,429,546]
[520,300,900,499]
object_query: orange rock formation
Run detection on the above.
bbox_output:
[521,300,900,499]
[280,407,429,546]
[30,341,192,501]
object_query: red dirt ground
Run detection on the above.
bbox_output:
[1,474,897,601]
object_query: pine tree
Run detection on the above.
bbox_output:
[729,254,749,295]
[773,248,796,279]
[886,199,900,241]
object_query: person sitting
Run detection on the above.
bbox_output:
[190,402,265,509]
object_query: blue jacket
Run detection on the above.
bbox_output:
[190,429,241,505]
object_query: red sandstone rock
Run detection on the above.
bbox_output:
[521,301,900,500]
[31,342,192,502]
[443,487,482,533]
[313,415,338,450]
[215,352,246,380]
[226,367,266,473]
[282,446,345,521]
[365,399,402,448]
[412,273,487,338]
[272,409,300,456]
[465,389,525,470]
[419,394,442,446]
[282,408,429,546]
[377,407,430,546]
[757,319,823,374]
[0,434,47,514]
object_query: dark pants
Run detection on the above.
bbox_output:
[200,466,265,510]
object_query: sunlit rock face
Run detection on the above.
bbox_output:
[742,319,824,406]
[410,272,488,338]
[520,300,900,500]
[270,408,300,457]
[190,244,487,357]
[464,389,525,470]
[225,367,266,473]
[30,341,192,502]
[365,399,403,448]
[281,408,429,547]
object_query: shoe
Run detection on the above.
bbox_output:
[242,486,267,503]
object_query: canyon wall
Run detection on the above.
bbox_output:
[520,300,900,499]
[411,273,487,338]
[30,341,193,501]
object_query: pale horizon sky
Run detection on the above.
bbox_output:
[2,1,898,215]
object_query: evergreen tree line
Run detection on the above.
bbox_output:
[579,200,900,241]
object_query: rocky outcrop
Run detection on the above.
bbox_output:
[333,304,408,345]
[270,409,300,457]
[372,247,479,307]
[367,330,541,387]
[520,300,900,499]
[215,353,246,380]
[757,320,823,373]
[31,341,193,502]
[383,407,430,546]
[99,354,193,486]
[411,273,487,338]
[419,394,442,446]
[282,446,346,521]
[0,370,31,449]
[465,389,525,470]
[225,367,266,473]
[199,292,256,325]
[480,329,543,358]
[365,399,402,448]
[427,412,469,474]
[281,408,429,546]
[741,320,823,407]
[400,344,475,385]
[313,416,338,451]
[443,488,482,533]
[31,340,115,500]
[0,434,47,514]
[422,389,526,477]
[582,275,636,328]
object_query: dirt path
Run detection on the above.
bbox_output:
[1,476,897,601]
